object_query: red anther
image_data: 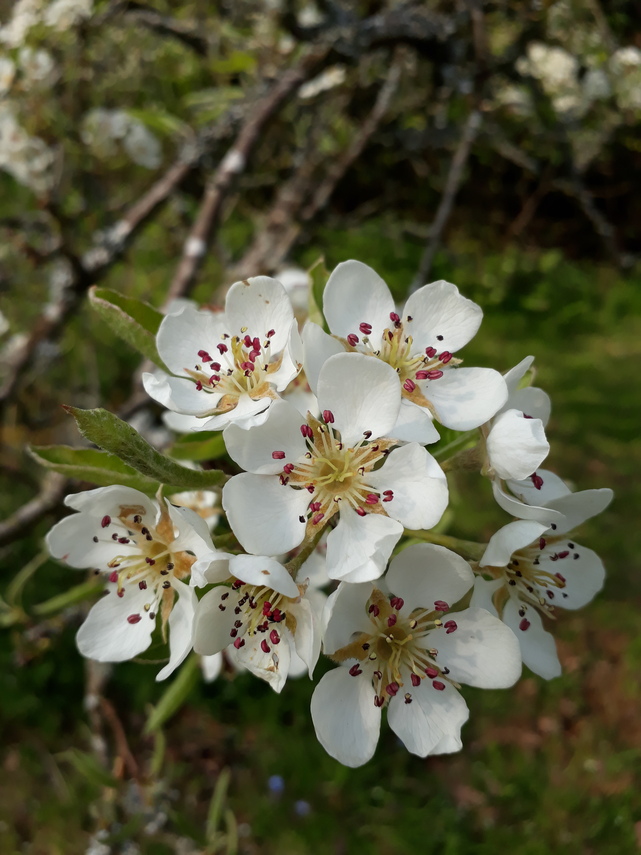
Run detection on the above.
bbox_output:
[383,494,394,503]
[439,351,452,363]
[283,463,294,474]
[425,369,444,380]
[312,512,324,525]
[300,424,313,438]
[356,507,367,516]
[233,637,245,649]
[272,450,286,459]
[387,614,397,627]
[232,579,243,589]
[411,673,421,687]
[195,381,203,391]
[109,571,118,583]
[555,573,566,583]
[444,620,457,634]
[403,378,416,393]
[374,695,385,707]
[217,343,228,354]
[530,472,544,490]
[432,680,446,691]
[390,596,404,611]
[262,602,272,615]
[383,490,394,496]
[415,371,429,380]
[425,666,439,679]
[270,630,280,645]
[260,640,270,654]
[127,614,142,624]
[101,515,111,528]
[404,694,413,705]
[425,346,437,357]
[557,550,570,559]
[138,581,147,590]
[365,494,379,505]
[244,335,252,348]
[240,361,254,372]
[433,600,449,611]
[349,664,362,677]
[267,329,275,338]
[248,350,258,363]
[322,409,335,424]
[118,537,129,544]
[310,501,321,512]
[306,484,315,493]
[198,350,212,362]
[519,618,531,631]
[145,557,155,565]
[359,322,372,335]
[546,590,555,599]
[368,604,380,617]
[272,608,284,622]
[523,414,533,419]
[209,375,220,385]
[211,362,221,371]
[539,537,547,550]
[252,337,260,350]
[387,330,393,341]
[347,333,359,347]
[229,628,238,637]
[390,312,401,324]
[386,682,399,697]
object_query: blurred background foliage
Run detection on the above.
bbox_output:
[0,0,640,852]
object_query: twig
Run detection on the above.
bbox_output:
[117,1,210,56]
[166,45,331,301]
[0,472,67,547]
[99,695,140,780]
[411,109,482,290]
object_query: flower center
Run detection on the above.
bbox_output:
[273,412,396,536]
[184,328,281,414]
[218,578,299,657]
[342,313,460,404]
[334,589,459,708]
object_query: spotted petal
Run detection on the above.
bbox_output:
[76,581,156,662]
[425,367,508,430]
[225,276,295,354]
[323,260,395,344]
[403,280,483,353]
[502,598,561,680]
[386,543,474,611]
[387,678,469,757]
[156,578,197,681]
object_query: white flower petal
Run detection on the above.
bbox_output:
[386,543,475,609]
[506,469,570,506]
[310,666,381,767]
[469,576,502,616]
[326,506,403,582]
[232,627,292,693]
[503,356,534,397]
[193,586,237,655]
[223,399,306,474]
[543,488,614,535]
[225,276,295,354]
[317,353,401,447]
[403,280,482,353]
[302,321,345,395]
[223,474,308,555]
[156,304,226,376]
[156,579,197,681]
[46,513,136,569]
[77,582,155,662]
[228,554,299,597]
[480,520,549,568]
[64,485,157,520]
[268,320,304,391]
[323,260,395,343]
[540,543,605,609]
[426,367,508,430]
[367,443,448,530]
[201,653,223,682]
[503,598,561,680]
[387,679,468,757]
[323,581,373,654]
[390,398,441,444]
[143,371,221,416]
[486,409,549,481]
[200,393,270,431]
[167,503,214,556]
[434,607,522,688]
[508,387,551,425]
[492,479,564,524]
[290,596,321,677]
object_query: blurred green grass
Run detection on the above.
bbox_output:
[1,227,640,854]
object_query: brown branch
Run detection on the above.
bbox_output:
[166,45,330,301]
[412,109,482,289]
[117,1,210,56]
[99,696,140,780]
[0,472,67,547]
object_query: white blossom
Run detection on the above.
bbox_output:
[223,352,448,582]
[46,486,215,680]
[311,543,521,766]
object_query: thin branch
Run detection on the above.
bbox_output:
[0,472,67,547]
[119,2,210,56]
[411,109,482,289]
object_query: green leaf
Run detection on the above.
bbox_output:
[126,107,188,138]
[59,749,119,790]
[144,654,200,734]
[88,286,167,369]
[29,445,160,494]
[308,256,329,330]
[64,406,228,490]
[211,51,257,74]
[168,431,227,462]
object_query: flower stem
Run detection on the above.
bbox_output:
[403,529,485,561]
[285,529,325,579]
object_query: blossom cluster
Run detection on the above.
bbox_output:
[47,260,612,767]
